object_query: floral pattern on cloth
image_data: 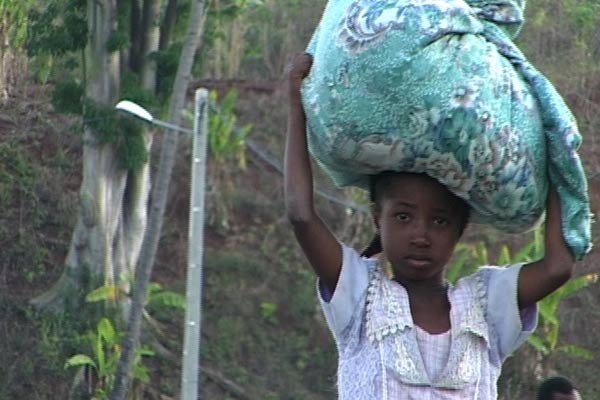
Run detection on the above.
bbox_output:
[303,0,592,259]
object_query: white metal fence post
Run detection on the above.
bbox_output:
[180,88,209,400]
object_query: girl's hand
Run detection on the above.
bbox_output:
[287,53,313,96]
[544,187,575,264]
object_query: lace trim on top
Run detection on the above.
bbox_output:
[365,266,413,342]
[364,264,492,389]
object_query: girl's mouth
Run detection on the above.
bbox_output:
[405,256,432,268]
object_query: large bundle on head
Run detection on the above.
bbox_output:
[303,0,592,259]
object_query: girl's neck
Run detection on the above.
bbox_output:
[394,276,448,296]
[398,279,451,334]
[404,281,449,309]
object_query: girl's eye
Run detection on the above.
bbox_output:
[395,212,409,221]
[434,217,449,226]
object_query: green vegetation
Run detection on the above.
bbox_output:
[65,318,154,399]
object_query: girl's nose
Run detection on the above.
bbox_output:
[410,221,431,247]
[410,235,431,247]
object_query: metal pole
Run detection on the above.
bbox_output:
[180,88,208,400]
[152,118,193,134]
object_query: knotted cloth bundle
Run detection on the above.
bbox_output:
[302,0,592,259]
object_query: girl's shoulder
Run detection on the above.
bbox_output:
[449,265,524,315]
[451,267,489,297]
[456,264,538,358]
[454,264,526,291]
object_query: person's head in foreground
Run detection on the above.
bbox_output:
[537,376,581,400]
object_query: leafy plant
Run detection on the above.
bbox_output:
[64,317,154,399]
[446,241,489,284]
[183,88,252,231]
[63,279,180,398]
[202,0,261,78]
[207,89,251,169]
[85,280,186,311]
[0,0,33,48]
[27,0,87,57]
[260,301,278,324]
[528,274,597,360]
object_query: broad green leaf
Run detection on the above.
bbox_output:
[95,331,107,377]
[149,291,186,310]
[513,239,537,263]
[474,242,489,266]
[447,246,470,283]
[260,301,277,319]
[97,318,116,345]
[133,364,151,383]
[547,324,559,350]
[137,347,155,357]
[558,345,595,360]
[556,273,597,298]
[537,300,559,324]
[86,285,121,302]
[527,335,549,354]
[496,245,512,265]
[147,282,163,295]
[65,354,97,369]
[539,291,560,315]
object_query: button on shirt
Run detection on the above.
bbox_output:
[318,244,538,400]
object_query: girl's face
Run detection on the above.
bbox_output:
[373,173,466,285]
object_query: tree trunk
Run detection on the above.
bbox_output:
[110,1,208,399]
[159,0,179,51]
[0,8,27,103]
[129,0,143,73]
[140,0,160,90]
[31,0,150,313]
[157,0,179,93]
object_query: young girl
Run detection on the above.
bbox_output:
[284,53,576,399]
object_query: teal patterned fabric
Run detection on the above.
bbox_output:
[303,0,592,259]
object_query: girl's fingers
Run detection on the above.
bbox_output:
[288,53,313,80]
[287,53,313,95]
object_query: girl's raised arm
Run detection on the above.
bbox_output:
[284,53,342,292]
[518,188,576,308]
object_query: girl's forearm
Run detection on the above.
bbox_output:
[284,93,315,222]
[518,189,575,308]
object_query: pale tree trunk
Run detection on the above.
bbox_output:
[140,0,160,89]
[116,0,160,296]
[110,1,208,398]
[112,163,152,296]
[226,19,245,78]
[0,11,27,103]
[31,0,151,311]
